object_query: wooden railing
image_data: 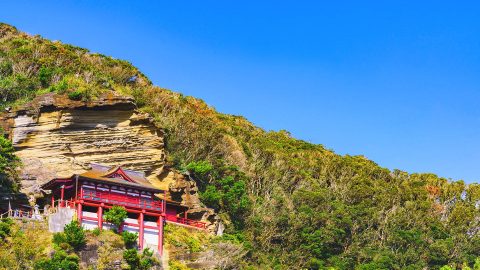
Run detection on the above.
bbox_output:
[54,194,207,230]
[81,190,163,211]
[165,214,206,229]
[0,209,47,220]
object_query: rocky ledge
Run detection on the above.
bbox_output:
[1,92,165,194]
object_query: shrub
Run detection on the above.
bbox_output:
[122,231,138,248]
[0,61,12,77]
[123,248,140,269]
[103,205,128,232]
[475,258,480,270]
[48,78,68,93]
[91,227,100,236]
[200,185,222,210]
[38,66,54,87]
[52,232,67,245]
[139,248,157,270]
[0,136,18,172]
[63,220,85,250]
[0,218,13,239]
[185,161,213,182]
[169,260,189,270]
[67,90,83,101]
[185,237,202,252]
[35,248,79,270]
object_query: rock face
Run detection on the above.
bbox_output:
[149,168,220,231]
[2,92,165,194]
[149,170,201,207]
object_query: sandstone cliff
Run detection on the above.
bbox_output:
[2,92,165,194]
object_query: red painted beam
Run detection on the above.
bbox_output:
[77,203,82,225]
[158,215,164,256]
[60,185,65,207]
[97,205,103,230]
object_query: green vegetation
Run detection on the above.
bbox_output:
[46,221,85,269]
[0,23,149,110]
[35,249,80,270]
[123,248,157,270]
[0,217,159,269]
[52,221,86,251]
[103,205,128,232]
[0,134,19,192]
[0,217,13,239]
[0,219,53,269]
[64,220,86,250]
[2,23,480,269]
[122,231,138,248]
[186,161,250,230]
[164,224,206,253]
[169,259,190,270]
[164,224,248,268]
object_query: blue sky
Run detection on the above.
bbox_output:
[1,1,480,182]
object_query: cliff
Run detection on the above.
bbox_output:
[2,91,164,194]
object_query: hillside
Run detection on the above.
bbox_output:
[1,23,480,270]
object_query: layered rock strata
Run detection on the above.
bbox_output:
[2,92,165,194]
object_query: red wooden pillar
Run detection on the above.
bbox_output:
[157,215,164,256]
[163,190,166,212]
[60,185,65,207]
[51,194,55,208]
[77,202,83,225]
[138,211,144,250]
[98,204,103,230]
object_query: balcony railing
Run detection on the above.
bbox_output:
[81,190,163,212]
[165,214,207,229]
[77,191,206,229]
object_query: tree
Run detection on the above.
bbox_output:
[103,205,128,232]
[123,248,140,270]
[63,220,86,250]
[122,231,138,248]
[0,218,13,239]
[123,248,158,270]
[0,136,17,172]
[0,135,19,192]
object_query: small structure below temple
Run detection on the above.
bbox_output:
[41,164,206,256]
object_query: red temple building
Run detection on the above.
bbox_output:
[41,164,206,255]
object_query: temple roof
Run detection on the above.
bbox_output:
[41,164,163,193]
[78,164,161,192]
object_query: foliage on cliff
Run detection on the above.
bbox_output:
[0,219,160,269]
[0,133,19,192]
[2,23,480,269]
[0,23,150,109]
[165,224,249,269]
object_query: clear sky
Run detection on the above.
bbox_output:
[1,1,479,182]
